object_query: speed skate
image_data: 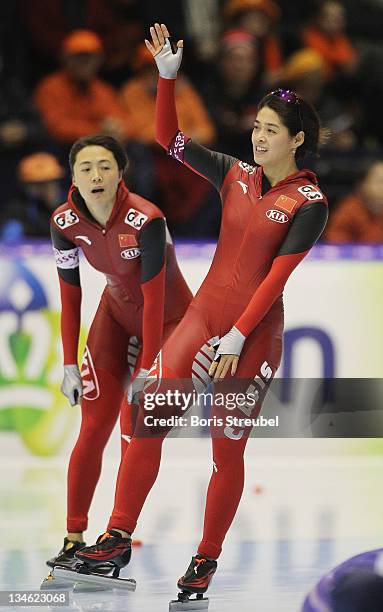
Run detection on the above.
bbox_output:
[42,529,136,591]
[169,555,217,611]
[51,564,136,591]
[40,570,74,591]
[169,592,210,611]
[40,569,107,592]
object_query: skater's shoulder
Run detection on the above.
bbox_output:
[50,200,80,234]
[51,199,71,217]
[121,188,165,224]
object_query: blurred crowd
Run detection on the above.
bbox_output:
[1,0,383,242]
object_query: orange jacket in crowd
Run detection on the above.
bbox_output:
[262,35,283,72]
[302,27,357,79]
[325,194,383,242]
[120,75,215,146]
[34,71,130,144]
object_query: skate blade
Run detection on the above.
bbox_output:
[169,597,209,611]
[72,566,113,591]
[42,569,108,592]
[53,567,136,591]
[72,581,109,592]
[40,572,73,590]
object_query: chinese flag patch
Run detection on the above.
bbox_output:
[119,234,137,248]
[274,195,297,214]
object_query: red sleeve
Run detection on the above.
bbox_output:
[235,252,307,336]
[155,76,237,191]
[140,266,165,369]
[59,276,82,365]
[155,76,180,149]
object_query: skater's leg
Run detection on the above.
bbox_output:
[67,297,131,534]
[111,317,185,533]
[198,434,249,559]
[198,325,282,560]
[109,431,166,534]
[67,369,125,532]
[119,336,141,457]
[67,532,84,543]
[119,395,138,455]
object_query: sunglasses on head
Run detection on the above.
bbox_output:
[270,88,303,132]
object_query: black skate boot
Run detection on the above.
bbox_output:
[170,555,217,610]
[74,530,132,577]
[49,531,136,592]
[42,538,87,591]
[46,537,86,569]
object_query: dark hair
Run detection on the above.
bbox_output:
[69,134,128,173]
[257,91,321,159]
[331,569,383,612]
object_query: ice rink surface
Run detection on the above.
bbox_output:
[1,439,383,611]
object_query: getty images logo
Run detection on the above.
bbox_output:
[266,209,289,223]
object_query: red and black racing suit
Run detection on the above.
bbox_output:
[51,181,192,533]
[106,77,329,560]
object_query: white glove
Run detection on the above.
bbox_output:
[127,368,150,405]
[145,23,183,79]
[61,364,83,406]
[154,38,183,79]
[213,327,246,360]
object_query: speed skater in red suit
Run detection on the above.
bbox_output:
[46,133,192,570]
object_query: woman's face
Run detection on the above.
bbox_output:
[252,106,300,168]
[72,145,121,206]
[220,45,258,86]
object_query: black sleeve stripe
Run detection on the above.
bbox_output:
[57,267,81,286]
[138,217,166,283]
[50,222,76,250]
[184,141,238,191]
[278,202,329,256]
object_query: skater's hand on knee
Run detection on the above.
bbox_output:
[145,23,183,79]
[127,367,149,405]
[61,365,83,406]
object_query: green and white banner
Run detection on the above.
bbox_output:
[1,242,382,456]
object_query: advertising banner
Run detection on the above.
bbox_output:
[1,242,382,457]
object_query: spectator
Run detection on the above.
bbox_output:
[0,4,48,202]
[282,48,357,151]
[0,65,45,162]
[120,44,215,146]
[302,1,358,80]
[182,0,223,63]
[223,0,283,85]
[0,152,65,241]
[201,29,262,162]
[325,160,383,242]
[0,73,47,203]
[34,30,130,147]
[20,0,86,84]
[88,0,144,87]
[20,0,143,87]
